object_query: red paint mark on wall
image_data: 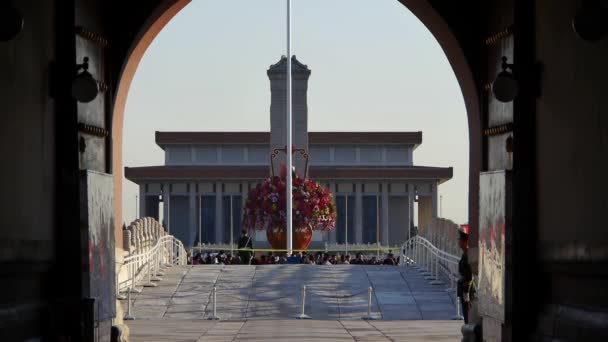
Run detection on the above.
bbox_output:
[501,224,505,258]
[99,239,105,276]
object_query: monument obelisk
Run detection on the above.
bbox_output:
[267,55,311,177]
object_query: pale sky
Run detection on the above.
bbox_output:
[122,0,469,225]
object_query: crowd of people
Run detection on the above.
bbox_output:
[187,230,401,266]
[188,250,400,266]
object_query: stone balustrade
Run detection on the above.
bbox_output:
[419,217,461,256]
[123,217,167,256]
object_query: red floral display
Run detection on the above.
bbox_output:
[243,168,337,234]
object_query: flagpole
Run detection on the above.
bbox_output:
[286,0,293,256]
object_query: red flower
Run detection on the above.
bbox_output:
[242,168,337,232]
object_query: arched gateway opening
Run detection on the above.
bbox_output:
[7,1,608,341]
[112,0,481,259]
[111,0,481,337]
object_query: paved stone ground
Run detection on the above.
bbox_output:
[127,319,463,341]
[122,264,457,321]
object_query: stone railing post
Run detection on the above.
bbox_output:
[136,221,143,264]
[128,224,135,251]
[142,219,149,255]
[151,219,156,242]
[123,229,132,253]
[144,218,149,249]
[154,220,160,241]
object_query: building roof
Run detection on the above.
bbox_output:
[124,165,452,184]
[155,131,423,149]
[267,55,311,76]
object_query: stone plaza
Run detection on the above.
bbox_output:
[125,264,461,341]
[127,319,463,342]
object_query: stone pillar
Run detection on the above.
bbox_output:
[138,221,144,254]
[153,218,159,242]
[163,183,171,233]
[408,192,414,240]
[143,219,150,253]
[150,219,155,243]
[123,228,132,253]
[130,223,136,254]
[149,218,154,246]
[134,221,141,255]
[241,181,249,237]
[139,185,146,218]
[215,182,223,244]
[432,182,438,218]
[189,182,196,246]
[329,183,337,244]
[148,218,154,240]
[157,219,164,237]
[381,182,389,246]
[355,183,363,244]
[137,219,144,253]
[136,221,143,264]
[149,218,155,247]
[267,55,311,175]
[154,220,163,239]
[126,225,135,253]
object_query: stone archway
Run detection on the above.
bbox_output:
[111,0,481,258]
[396,0,481,249]
[112,0,191,252]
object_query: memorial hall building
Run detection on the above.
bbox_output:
[125,56,452,248]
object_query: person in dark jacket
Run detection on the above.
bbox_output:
[237,229,253,265]
[457,225,474,324]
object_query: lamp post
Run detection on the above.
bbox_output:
[135,195,138,219]
[492,56,518,102]
[286,0,293,256]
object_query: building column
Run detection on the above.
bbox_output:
[355,182,363,244]
[139,184,146,219]
[381,182,389,246]
[241,181,249,239]
[189,182,197,246]
[215,182,223,244]
[408,186,414,240]
[329,183,337,244]
[241,181,248,210]
[432,182,438,218]
[163,183,171,233]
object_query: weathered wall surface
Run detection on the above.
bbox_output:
[536,1,608,253]
[478,171,511,341]
[0,1,56,243]
[79,171,116,341]
[533,0,608,339]
[0,0,58,339]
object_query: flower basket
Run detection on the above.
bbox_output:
[243,168,336,251]
[266,223,314,250]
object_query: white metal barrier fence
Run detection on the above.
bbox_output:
[118,233,463,321]
[401,234,464,320]
[118,235,187,297]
